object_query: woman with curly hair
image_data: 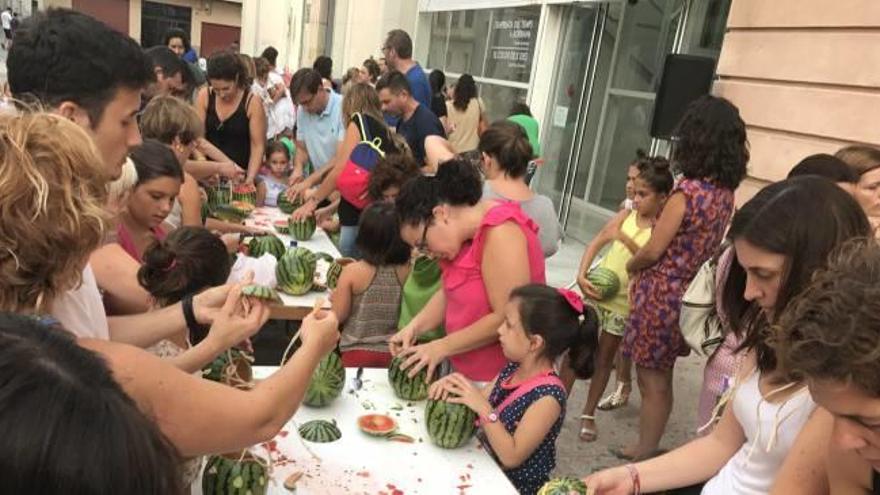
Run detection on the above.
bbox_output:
[773,239,880,494]
[614,95,749,461]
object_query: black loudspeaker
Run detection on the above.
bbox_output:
[650,54,716,140]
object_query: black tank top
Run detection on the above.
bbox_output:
[873,469,880,494]
[205,88,252,170]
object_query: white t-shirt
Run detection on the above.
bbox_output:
[49,264,110,340]
[1,11,12,30]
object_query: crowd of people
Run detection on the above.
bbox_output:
[3,7,880,495]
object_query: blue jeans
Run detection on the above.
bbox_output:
[338,225,361,259]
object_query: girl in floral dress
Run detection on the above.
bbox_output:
[614,96,749,461]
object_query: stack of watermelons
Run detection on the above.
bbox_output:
[424,399,477,449]
[303,351,346,407]
[201,453,268,495]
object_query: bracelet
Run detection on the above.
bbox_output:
[181,294,211,345]
[625,464,640,495]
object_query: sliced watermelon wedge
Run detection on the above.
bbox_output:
[357,414,397,436]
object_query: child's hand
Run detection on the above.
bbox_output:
[584,466,636,494]
[443,373,491,415]
[578,276,601,301]
[428,375,456,401]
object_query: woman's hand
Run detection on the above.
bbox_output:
[388,324,418,356]
[286,181,309,201]
[442,373,490,414]
[584,466,636,495]
[205,284,270,349]
[216,161,243,181]
[398,339,448,380]
[291,200,316,222]
[299,309,340,356]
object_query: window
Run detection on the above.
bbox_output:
[141,1,191,49]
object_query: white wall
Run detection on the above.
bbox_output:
[240,0,304,72]
[332,0,419,77]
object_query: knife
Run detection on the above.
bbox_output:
[353,367,364,391]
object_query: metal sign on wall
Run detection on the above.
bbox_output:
[489,15,536,70]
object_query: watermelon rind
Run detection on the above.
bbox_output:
[537,477,588,495]
[202,453,268,495]
[241,284,283,304]
[289,215,317,241]
[388,355,435,401]
[248,235,286,260]
[425,399,477,449]
[298,419,342,443]
[303,352,346,407]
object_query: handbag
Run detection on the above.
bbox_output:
[679,247,728,357]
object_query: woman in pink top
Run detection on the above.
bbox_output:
[115,140,182,261]
[390,159,545,382]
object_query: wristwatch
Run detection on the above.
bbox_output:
[482,410,499,424]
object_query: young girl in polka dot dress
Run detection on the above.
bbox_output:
[430,284,598,494]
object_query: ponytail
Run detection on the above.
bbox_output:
[511,285,598,380]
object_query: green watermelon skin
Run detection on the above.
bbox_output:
[277,194,301,214]
[241,284,282,304]
[425,399,477,449]
[326,261,344,290]
[298,419,342,443]
[248,235,286,260]
[289,216,317,241]
[206,185,232,210]
[202,454,268,495]
[231,185,257,206]
[388,355,435,401]
[276,247,317,295]
[202,348,253,384]
[304,352,346,407]
[537,477,588,495]
[586,266,621,301]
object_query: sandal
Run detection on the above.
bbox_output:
[579,414,597,442]
[597,382,631,411]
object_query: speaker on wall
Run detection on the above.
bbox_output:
[650,54,716,140]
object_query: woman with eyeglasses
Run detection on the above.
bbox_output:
[389,158,545,383]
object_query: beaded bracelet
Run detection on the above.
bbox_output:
[625,464,641,495]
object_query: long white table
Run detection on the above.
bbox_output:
[194,367,518,494]
[245,207,342,320]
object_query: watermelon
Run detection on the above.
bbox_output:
[277,194,301,214]
[298,419,342,443]
[537,477,588,495]
[241,284,282,304]
[202,348,254,389]
[232,183,257,206]
[211,204,249,223]
[303,351,345,407]
[248,235,286,260]
[357,414,397,436]
[388,355,435,401]
[276,247,317,295]
[586,266,620,301]
[289,215,317,241]
[274,219,290,234]
[202,452,268,495]
[326,257,354,290]
[206,184,232,210]
[425,399,477,449]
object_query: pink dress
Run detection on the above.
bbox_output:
[440,202,545,381]
[116,223,166,262]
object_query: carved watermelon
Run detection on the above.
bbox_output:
[304,351,345,407]
[276,247,317,296]
[201,452,268,495]
[202,348,254,389]
[231,183,257,206]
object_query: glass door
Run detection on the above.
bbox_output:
[532,4,604,221]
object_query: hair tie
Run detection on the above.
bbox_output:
[557,288,584,315]
[163,259,178,272]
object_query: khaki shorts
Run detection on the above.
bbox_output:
[594,304,627,338]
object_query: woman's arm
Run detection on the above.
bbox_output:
[195,87,208,124]
[246,96,267,184]
[770,407,832,495]
[82,307,340,457]
[90,244,151,315]
[178,172,203,227]
[291,124,359,220]
[626,192,686,273]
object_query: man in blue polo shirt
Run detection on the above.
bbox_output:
[377,71,445,167]
[288,68,346,190]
